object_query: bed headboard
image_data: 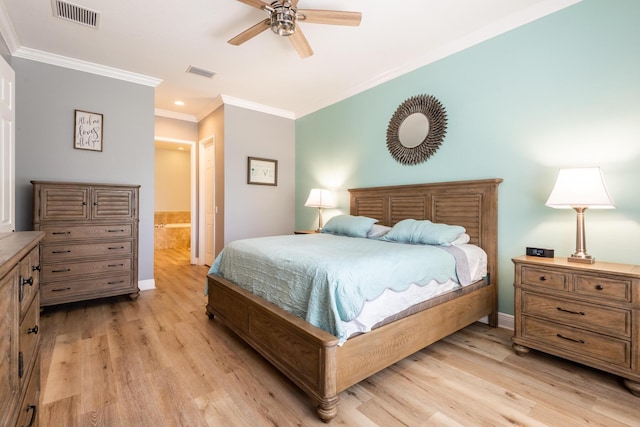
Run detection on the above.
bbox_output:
[349,178,503,323]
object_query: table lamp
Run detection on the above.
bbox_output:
[545,167,615,264]
[305,189,335,231]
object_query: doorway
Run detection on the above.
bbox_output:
[154,138,196,268]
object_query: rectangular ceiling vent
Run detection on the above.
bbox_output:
[186,66,216,79]
[52,0,100,29]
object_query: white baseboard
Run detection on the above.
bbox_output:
[478,312,514,330]
[138,279,156,291]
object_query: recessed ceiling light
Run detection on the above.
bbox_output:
[174,101,185,106]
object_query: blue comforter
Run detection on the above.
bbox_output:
[207,233,458,343]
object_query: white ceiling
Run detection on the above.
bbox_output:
[1,0,579,121]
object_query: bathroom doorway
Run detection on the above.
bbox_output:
[154,138,196,268]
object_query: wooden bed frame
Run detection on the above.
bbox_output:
[206,178,502,422]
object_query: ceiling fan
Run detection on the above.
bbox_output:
[228,0,362,58]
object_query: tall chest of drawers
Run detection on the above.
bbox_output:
[32,181,140,307]
[0,231,43,427]
[512,255,640,396]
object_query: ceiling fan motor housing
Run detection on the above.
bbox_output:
[267,1,297,36]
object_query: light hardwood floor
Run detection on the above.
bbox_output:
[39,249,640,426]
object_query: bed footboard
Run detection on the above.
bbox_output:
[206,274,341,422]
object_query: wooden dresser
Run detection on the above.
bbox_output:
[0,231,43,427]
[32,181,140,307]
[512,255,640,396]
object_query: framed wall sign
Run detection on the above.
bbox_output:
[74,109,103,151]
[248,157,278,186]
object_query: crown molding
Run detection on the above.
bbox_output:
[154,109,198,123]
[220,95,295,120]
[12,46,162,87]
[195,94,295,122]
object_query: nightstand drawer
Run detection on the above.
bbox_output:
[522,292,631,337]
[522,266,568,291]
[521,316,630,368]
[574,274,631,303]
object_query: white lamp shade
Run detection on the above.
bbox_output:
[545,167,615,209]
[304,189,335,208]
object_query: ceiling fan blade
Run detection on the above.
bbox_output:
[297,9,362,26]
[289,28,313,58]
[237,0,270,10]
[228,19,270,45]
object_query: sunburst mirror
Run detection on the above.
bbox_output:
[386,94,448,165]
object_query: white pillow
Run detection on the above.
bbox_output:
[449,233,470,245]
[366,224,392,239]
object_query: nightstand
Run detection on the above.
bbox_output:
[512,255,640,396]
[294,230,319,234]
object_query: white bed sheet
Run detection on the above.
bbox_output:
[342,243,487,341]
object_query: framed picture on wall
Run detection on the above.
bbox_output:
[247,157,278,186]
[74,110,103,151]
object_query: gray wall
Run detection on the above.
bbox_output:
[223,104,295,243]
[13,58,155,282]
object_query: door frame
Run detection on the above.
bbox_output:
[198,135,215,266]
[154,136,197,264]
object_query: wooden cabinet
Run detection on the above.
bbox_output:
[32,181,140,307]
[0,231,43,427]
[512,255,640,396]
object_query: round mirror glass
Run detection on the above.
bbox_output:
[398,113,430,148]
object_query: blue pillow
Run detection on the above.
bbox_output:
[380,219,466,245]
[321,215,378,238]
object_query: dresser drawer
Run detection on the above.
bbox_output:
[41,240,133,262]
[19,247,40,319]
[522,266,569,291]
[41,223,133,241]
[41,257,132,281]
[18,295,39,388]
[574,274,631,303]
[14,356,39,427]
[522,292,631,337]
[521,316,630,368]
[41,273,134,305]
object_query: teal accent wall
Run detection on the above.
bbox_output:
[295,0,640,315]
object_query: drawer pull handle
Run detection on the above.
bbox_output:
[52,231,71,235]
[108,246,125,250]
[108,280,125,285]
[539,276,547,281]
[27,325,39,334]
[108,263,125,268]
[18,351,23,378]
[108,229,125,233]
[52,287,71,292]
[595,285,604,290]
[557,333,585,344]
[52,250,71,254]
[52,268,71,273]
[21,277,34,286]
[25,404,37,427]
[557,307,585,316]
[32,265,40,272]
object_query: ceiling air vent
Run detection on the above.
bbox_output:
[186,66,216,79]
[52,0,100,29]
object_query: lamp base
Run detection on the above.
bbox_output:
[568,254,595,264]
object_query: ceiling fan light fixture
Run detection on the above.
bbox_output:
[267,1,297,36]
